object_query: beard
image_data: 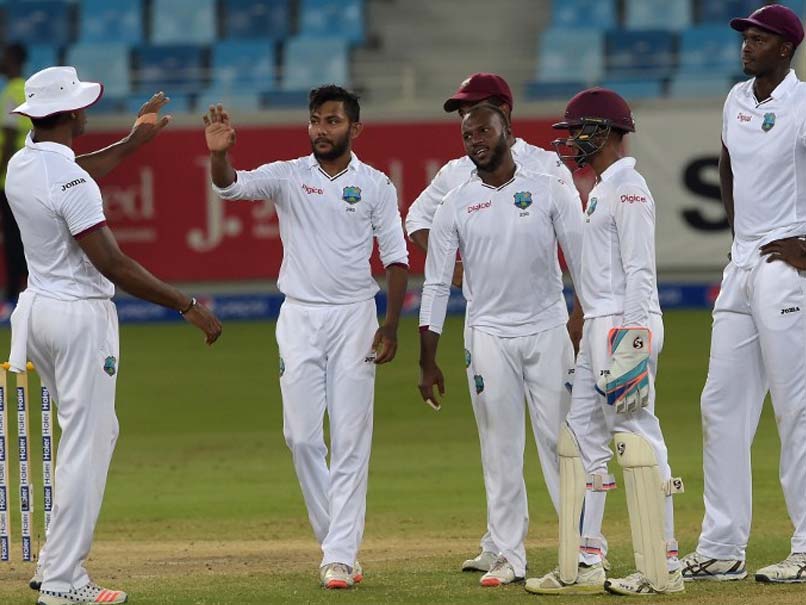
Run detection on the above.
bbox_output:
[311,133,350,161]
[469,134,509,172]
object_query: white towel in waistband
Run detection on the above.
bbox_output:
[8,291,35,373]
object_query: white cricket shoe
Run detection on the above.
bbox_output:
[480,555,523,587]
[604,569,684,595]
[755,552,806,583]
[320,562,354,589]
[352,560,363,584]
[462,550,498,572]
[37,582,127,604]
[524,562,606,594]
[680,551,747,581]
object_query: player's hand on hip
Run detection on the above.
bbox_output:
[418,362,445,408]
[182,302,223,345]
[595,327,651,414]
[203,104,237,152]
[760,236,806,270]
[372,323,398,364]
[128,91,172,146]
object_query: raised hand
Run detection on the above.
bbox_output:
[128,91,172,146]
[203,104,237,153]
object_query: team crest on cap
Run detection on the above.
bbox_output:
[513,191,533,210]
[103,356,116,377]
[342,186,362,204]
[474,374,485,394]
[762,113,776,132]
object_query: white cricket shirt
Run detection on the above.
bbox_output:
[405,137,573,236]
[214,153,408,305]
[419,164,583,337]
[580,157,660,326]
[723,69,806,268]
[5,134,113,300]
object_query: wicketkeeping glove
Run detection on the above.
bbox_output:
[595,327,651,414]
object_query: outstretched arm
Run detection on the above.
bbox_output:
[204,104,237,188]
[76,92,172,179]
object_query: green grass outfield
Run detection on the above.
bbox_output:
[1,311,803,604]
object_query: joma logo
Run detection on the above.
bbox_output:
[61,178,86,192]
[781,306,801,315]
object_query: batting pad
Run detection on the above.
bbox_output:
[614,432,668,591]
[559,425,586,584]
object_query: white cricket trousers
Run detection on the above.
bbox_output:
[465,324,573,577]
[27,297,120,593]
[277,298,377,568]
[567,314,679,569]
[697,258,806,560]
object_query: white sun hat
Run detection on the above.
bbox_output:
[12,66,103,119]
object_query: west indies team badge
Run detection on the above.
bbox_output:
[762,113,776,132]
[103,356,117,377]
[342,186,362,204]
[513,191,533,210]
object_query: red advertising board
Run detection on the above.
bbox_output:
[70,117,577,281]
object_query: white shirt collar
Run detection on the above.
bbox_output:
[307,151,360,171]
[744,68,799,102]
[24,132,75,161]
[598,156,636,184]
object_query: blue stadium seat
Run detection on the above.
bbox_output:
[678,26,740,76]
[668,75,734,98]
[91,95,126,115]
[299,0,365,44]
[698,0,753,23]
[197,90,263,112]
[600,79,665,100]
[223,0,291,39]
[133,45,206,95]
[79,0,143,44]
[24,44,60,77]
[524,80,586,101]
[281,37,349,91]
[211,40,276,92]
[6,2,72,45]
[151,0,216,45]
[625,0,692,30]
[126,93,192,114]
[66,43,130,98]
[551,0,617,29]
[605,30,677,80]
[536,28,604,84]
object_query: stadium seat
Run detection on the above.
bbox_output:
[625,0,692,30]
[151,0,216,45]
[698,0,754,23]
[6,2,72,46]
[66,43,130,98]
[668,75,734,98]
[600,79,665,100]
[197,90,263,112]
[133,45,206,95]
[24,44,60,77]
[78,0,142,44]
[299,0,365,44]
[281,37,350,91]
[126,93,192,114]
[605,30,677,81]
[550,0,617,29]
[91,95,127,115]
[524,80,587,101]
[223,0,291,39]
[211,40,277,93]
[536,28,604,84]
[678,25,740,76]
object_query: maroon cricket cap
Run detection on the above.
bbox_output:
[443,73,514,113]
[730,4,805,48]
[552,87,636,133]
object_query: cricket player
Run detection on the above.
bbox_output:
[406,72,588,574]
[418,103,584,587]
[6,66,222,605]
[681,4,806,584]
[526,88,684,596]
[204,86,409,589]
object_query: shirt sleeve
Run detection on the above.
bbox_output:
[405,161,455,237]
[418,194,459,334]
[722,86,734,146]
[550,177,584,291]
[212,160,289,203]
[372,177,409,268]
[612,182,657,327]
[56,175,106,237]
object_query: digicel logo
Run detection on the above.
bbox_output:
[620,193,647,204]
[302,184,324,195]
[467,201,492,214]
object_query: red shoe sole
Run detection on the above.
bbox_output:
[325,580,350,589]
[481,579,502,587]
[353,574,363,584]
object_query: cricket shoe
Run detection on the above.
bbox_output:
[680,551,747,581]
[462,550,498,572]
[320,562,354,589]
[755,552,806,583]
[37,583,127,604]
[352,560,363,584]
[524,562,606,595]
[479,555,524,587]
[30,568,42,590]
[604,569,685,595]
